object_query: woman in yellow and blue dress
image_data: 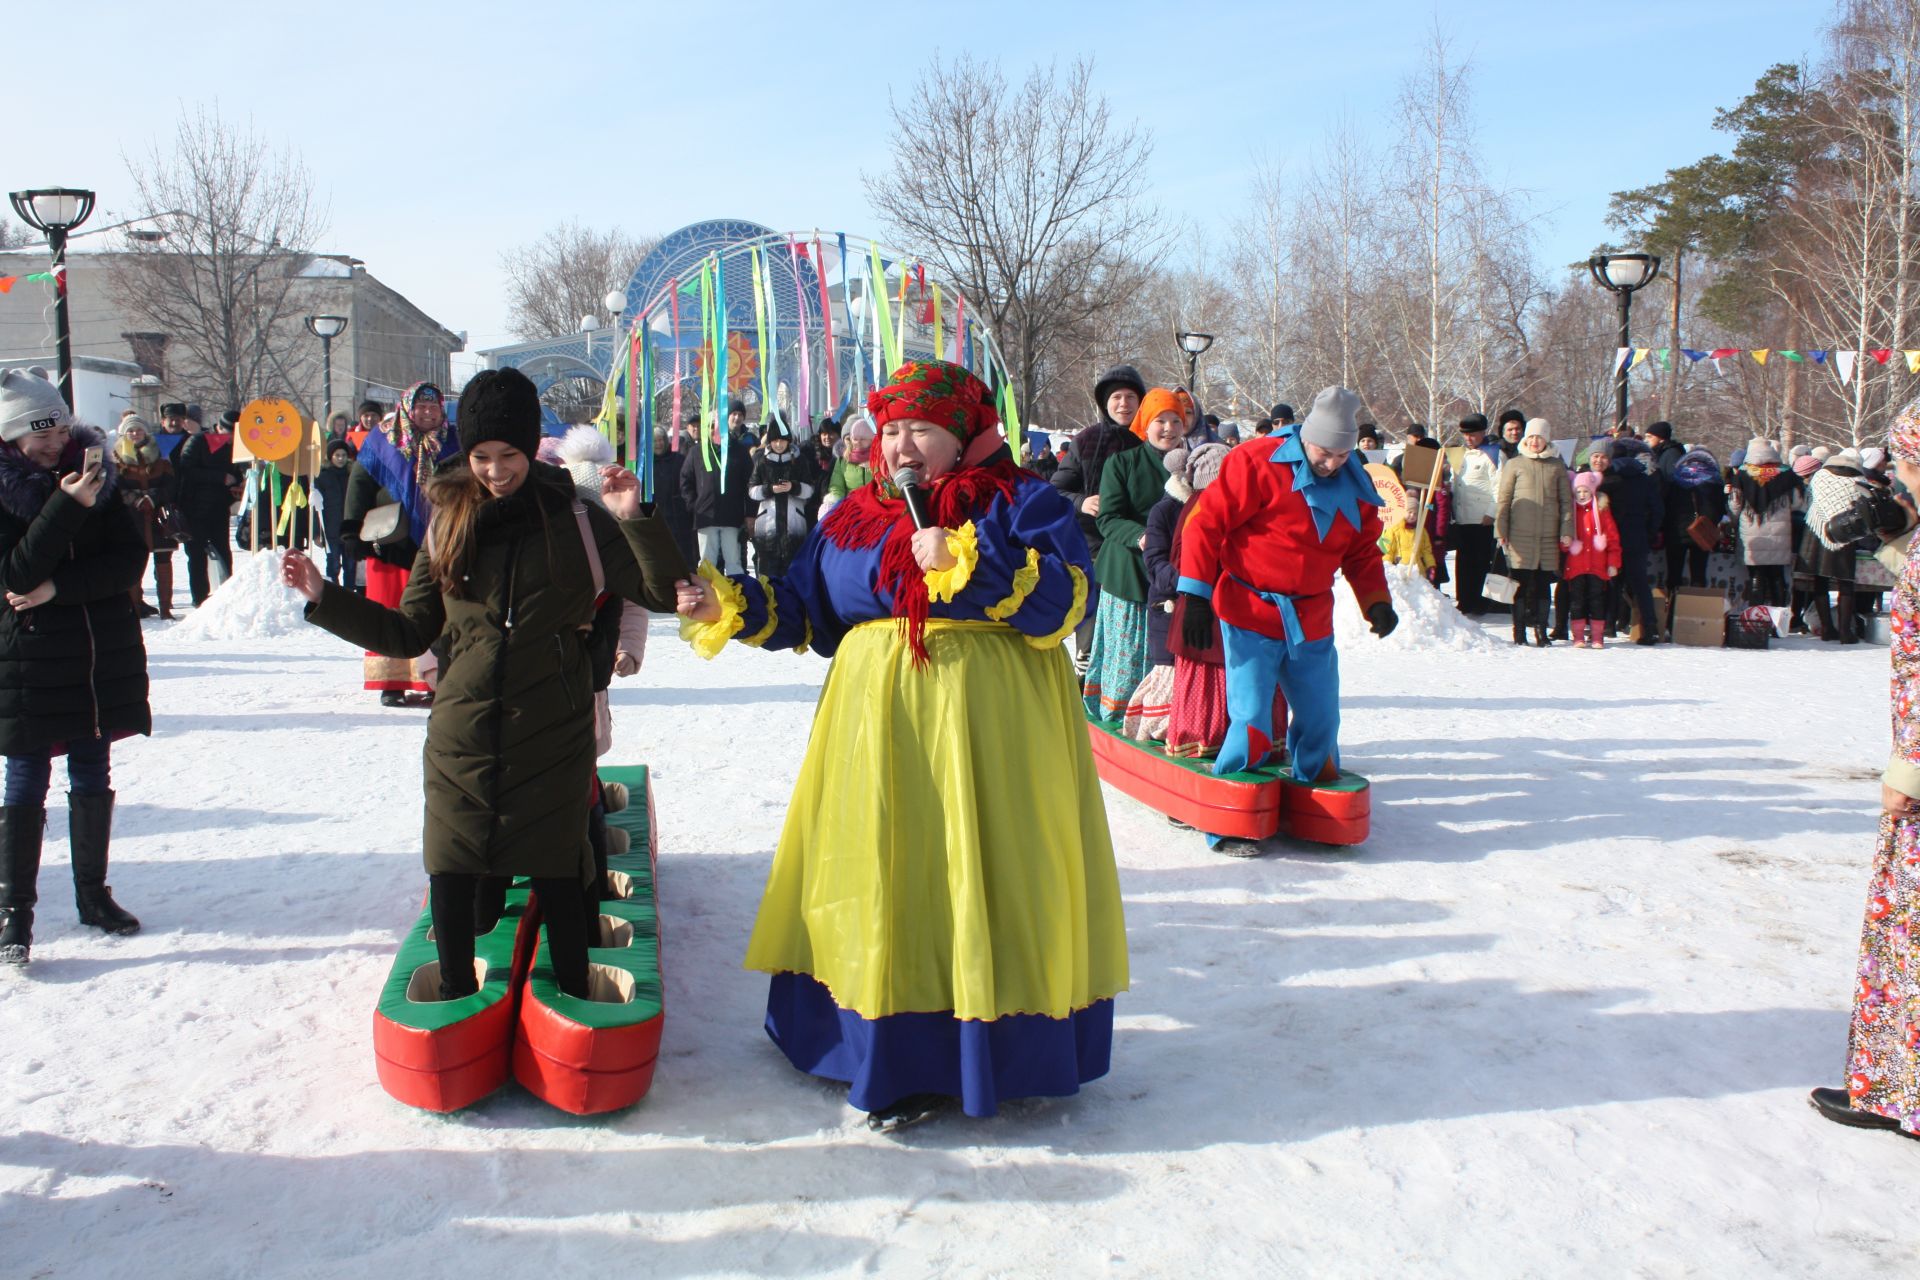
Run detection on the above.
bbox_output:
[676,359,1128,1132]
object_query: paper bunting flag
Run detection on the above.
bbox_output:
[1779,349,1804,362]
[1614,347,1632,373]
[1752,349,1771,365]
[1654,348,1672,370]
[0,271,56,294]
[1709,348,1740,359]
[1681,349,1708,363]
[1809,351,1827,363]
[1630,348,1650,368]
[1906,350,1920,374]
[1874,349,1894,364]
[1837,351,1858,384]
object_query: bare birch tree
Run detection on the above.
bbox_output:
[865,54,1165,429]
[1367,28,1536,440]
[111,107,328,411]
[501,222,657,341]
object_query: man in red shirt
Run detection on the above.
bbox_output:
[1176,386,1397,840]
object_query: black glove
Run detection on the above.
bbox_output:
[1180,593,1215,650]
[341,536,371,560]
[1367,601,1398,638]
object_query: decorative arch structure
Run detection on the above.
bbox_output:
[484,218,1020,489]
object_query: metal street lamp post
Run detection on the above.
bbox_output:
[1177,330,1215,397]
[302,314,347,550]
[9,187,97,409]
[1587,252,1662,432]
[304,314,348,429]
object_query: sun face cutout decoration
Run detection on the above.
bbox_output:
[237,398,303,462]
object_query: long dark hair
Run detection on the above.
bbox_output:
[424,463,555,600]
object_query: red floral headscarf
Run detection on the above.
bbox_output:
[865,360,1001,481]
[826,360,1024,664]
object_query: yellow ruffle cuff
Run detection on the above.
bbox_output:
[986,547,1042,621]
[1027,564,1090,649]
[744,576,780,647]
[923,520,980,603]
[678,561,747,659]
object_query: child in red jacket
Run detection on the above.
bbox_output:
[1566,471,1621,648]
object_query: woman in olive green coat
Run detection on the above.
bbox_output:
[283,368,687,1000]
[1084,389,1188,719]
[1494,418,1574,646]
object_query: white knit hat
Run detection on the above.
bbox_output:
[1522,417,1551,443]
[0,367,72,443]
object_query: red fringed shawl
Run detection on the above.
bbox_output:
[819,460,1027,664]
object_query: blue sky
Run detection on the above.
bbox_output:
[14,0,1822,379]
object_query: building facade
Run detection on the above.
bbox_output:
[0,249,462,422]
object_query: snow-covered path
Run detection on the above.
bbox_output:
[3,555,1915,1277]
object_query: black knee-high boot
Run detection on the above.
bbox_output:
[0,805,45,964]
[70,791,139,934]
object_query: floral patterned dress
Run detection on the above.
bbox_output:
[1846,539,1920,1132]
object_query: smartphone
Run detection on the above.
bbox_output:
[82,446,103,476]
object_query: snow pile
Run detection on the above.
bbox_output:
[171,549,311,641]
[1334,562,1499,652]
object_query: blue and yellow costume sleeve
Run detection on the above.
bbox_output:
[922,478,1095,647]
[679,527,836,658]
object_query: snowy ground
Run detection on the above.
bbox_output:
[3,551,1917,1277]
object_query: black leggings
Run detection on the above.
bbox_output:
[429,872,591,1000]
[1747,564,1788,606]
[1566,573,1609,621]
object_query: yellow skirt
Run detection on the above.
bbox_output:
[744,619,1129,1022]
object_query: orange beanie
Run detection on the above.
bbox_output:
[1130,387,1190,440]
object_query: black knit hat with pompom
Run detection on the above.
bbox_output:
[457,367,542,458]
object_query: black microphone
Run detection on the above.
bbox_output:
[894,466,932,530]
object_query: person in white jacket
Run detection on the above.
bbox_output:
[1450,414,1503,614]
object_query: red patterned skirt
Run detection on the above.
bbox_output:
[1164,657,1287,761]
[362,559,431,692]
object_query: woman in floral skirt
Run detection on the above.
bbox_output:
[1810,399,1920,1138]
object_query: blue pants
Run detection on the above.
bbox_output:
[1212,621,1340,784]
[5,738,112,806]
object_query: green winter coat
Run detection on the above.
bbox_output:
[305,463,687,880]
[1093,441,1171,602]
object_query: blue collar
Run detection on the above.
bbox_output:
[1271,429,1382,540]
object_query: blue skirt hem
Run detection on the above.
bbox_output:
[763,972,1114,1118]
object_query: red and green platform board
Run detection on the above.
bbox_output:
[1086,719,1370,845]
[371,764,664,1115]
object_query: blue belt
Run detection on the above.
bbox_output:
[1229,575,1308,655]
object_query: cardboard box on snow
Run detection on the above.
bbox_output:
[1668,586,1728,648]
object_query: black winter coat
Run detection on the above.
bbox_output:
[1051,363,1146,558]
[1598,459,1663,551]
[0,426,152,756]
[650,445,697,567]
[305,464,688,879]
[313,462,351,542]
[173,432,237,537]
[1141,482,1189,666]
[678,437,753,527]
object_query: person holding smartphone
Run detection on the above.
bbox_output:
[0,369,151,965]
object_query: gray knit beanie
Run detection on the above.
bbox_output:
[0,367,72,443]
[1299,386,1361,453]
[1186,442,1230,490]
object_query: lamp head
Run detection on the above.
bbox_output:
[8,188,95,235]
[305,314,348,340]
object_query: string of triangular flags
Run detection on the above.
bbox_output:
[1612,346,1920,382]
[0,272,57,294]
